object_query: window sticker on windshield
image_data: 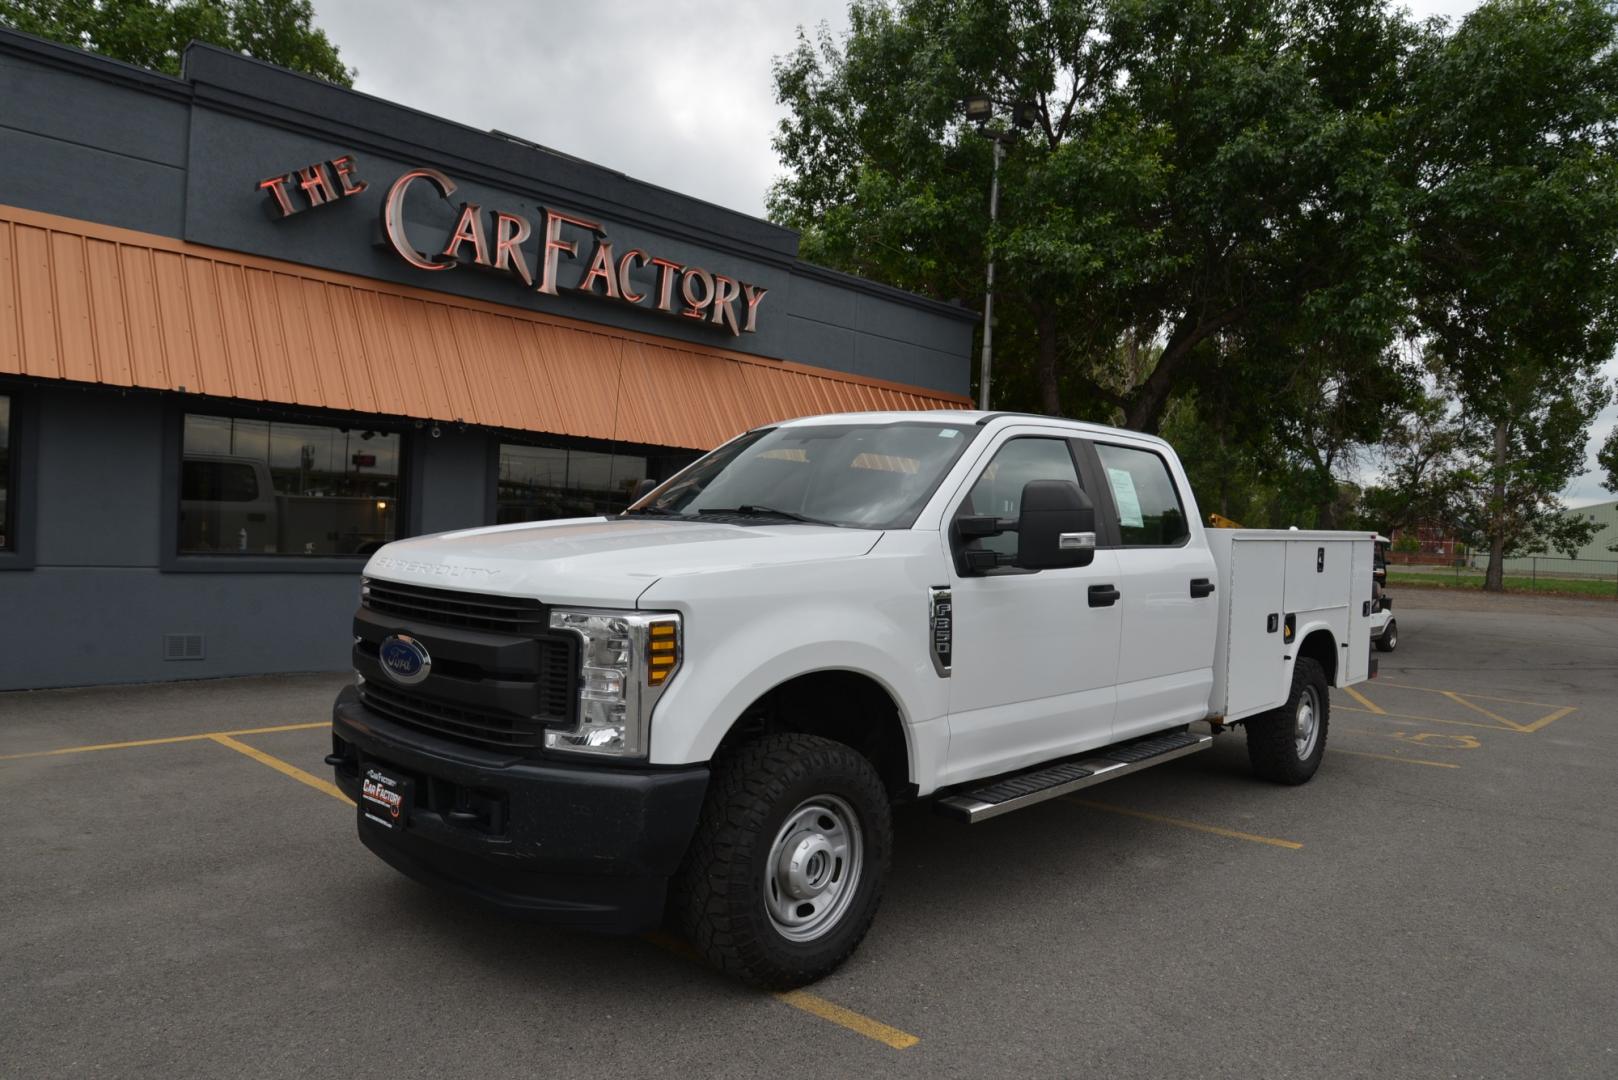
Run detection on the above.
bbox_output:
[938,429,959,438]
[1107,467,1145,528]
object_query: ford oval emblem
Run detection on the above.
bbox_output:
[378,634,431,686]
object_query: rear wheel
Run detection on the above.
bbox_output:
[1246,657,1329,784]
[1375,618,1398,652]
[674,733,892,989]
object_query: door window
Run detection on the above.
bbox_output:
[960,437,1082,560]
[1094,443,1189,546]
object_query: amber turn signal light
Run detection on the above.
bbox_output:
[648,621,679,686]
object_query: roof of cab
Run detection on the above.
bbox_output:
[771,410,1173,450]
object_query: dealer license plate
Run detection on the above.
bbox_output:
[359,764,413,830]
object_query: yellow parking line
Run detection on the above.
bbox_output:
[776,990,920,1050]
[209,734,353,805]
[0,721,331,762]
[641,930,919,1049]
[1342,686,1386,715]
[1330,748,1458,769]
[1440,691,1530,732]
[1376,681,1557,707]
[1347,682,1577,735]
[1064,797,1303,850]
[1336,705,1509,733]
[1518,705,1577,734]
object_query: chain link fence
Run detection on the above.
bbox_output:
[1391,553,1618,597]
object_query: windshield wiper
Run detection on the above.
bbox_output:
[619,506,681,517]
[696,505,842,527]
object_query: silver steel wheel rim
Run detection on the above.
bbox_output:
[1295,684,1321,760]
[763,795,863,943]
[1386,624,1397,648]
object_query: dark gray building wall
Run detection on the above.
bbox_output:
[413,427,491,536]
[0,48,190,238]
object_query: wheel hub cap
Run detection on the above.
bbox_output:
[780,833,835,899]
[1295,686,1320,759]
[763,796,864,942]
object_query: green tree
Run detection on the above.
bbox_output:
[1402,0,1618,588]
[1600,420,1618,493]
[0,0,352,85]
[770,0,1414,436]
[1442,372,1610,563]
[1354,389,1466,535]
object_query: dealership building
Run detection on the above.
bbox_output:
[0,29,975,691]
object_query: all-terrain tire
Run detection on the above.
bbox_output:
[1245,657,1330,785]
[1375,618,1398,652]
[673,733,892,989]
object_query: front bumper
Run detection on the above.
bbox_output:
[330,685,708,933]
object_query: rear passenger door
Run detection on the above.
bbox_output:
[1083,440,1218,742]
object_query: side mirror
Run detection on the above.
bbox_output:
[1015,480,1096,570]
[631,478,658,502]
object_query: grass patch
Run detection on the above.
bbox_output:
[1387,569,1618,598]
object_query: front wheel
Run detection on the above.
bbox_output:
[1245,657,1330,784]
[1375,618,1398,652]
[674,733,892,989]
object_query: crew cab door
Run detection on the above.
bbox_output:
[1085,440,1218,741]
[940,432,1123,785]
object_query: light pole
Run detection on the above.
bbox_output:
[962,95,1036,411]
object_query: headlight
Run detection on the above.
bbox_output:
[547,609,682,759]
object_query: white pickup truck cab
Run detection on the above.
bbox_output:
[329,411,1376,987]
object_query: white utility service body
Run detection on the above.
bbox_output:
[1206,529,1375,722]
[329,410,1376,988]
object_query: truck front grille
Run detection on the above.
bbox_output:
[355,580,576,756]
[362,578,550,636]
[358,679,558,752]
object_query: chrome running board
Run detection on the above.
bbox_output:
[934,730,1214,824]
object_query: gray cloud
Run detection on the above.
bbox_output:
[314,0,850,219]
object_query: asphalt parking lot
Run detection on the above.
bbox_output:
[4,589,1616,1079]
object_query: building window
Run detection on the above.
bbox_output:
[1095,442,1189,546]
[497,443,649,524]
[0,394,11,550]
[179,413,401,556]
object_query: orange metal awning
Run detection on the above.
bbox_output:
[0,204,969,450]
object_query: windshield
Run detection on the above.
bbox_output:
[626,421,978,529]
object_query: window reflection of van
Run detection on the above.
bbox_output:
[180,455,394,556]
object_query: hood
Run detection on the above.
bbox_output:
[364,516,884,607]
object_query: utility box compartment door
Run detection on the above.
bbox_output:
[1346,540,1373,683]
[1224,539,1289,719]
[1283,540,1351,614]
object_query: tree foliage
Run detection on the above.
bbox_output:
[1600,421,1618,494]
[1402,0,1618,584]
[0,0,352,85]
[771,0,1415,436]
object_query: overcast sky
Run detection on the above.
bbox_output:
[311,0,1614,505]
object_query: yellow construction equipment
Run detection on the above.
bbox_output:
[1207,513,1244,529]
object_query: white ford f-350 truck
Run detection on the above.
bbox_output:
[329,411,1377,987]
